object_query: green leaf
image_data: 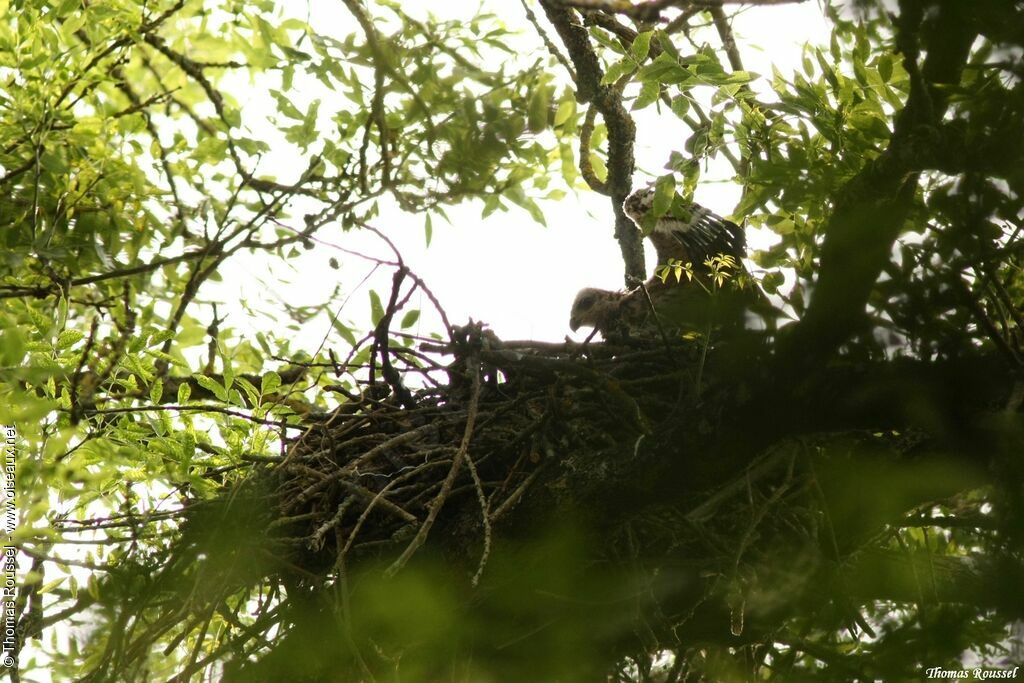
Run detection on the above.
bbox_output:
[298,99,321,146]
[722,71,755,84]
[766,215,796,234]
[124,355,153,383]
[802,54,814,78]
[194,374,228,402]
[261,371,282,395]
[332,318,357,346]
[61,11,86,39]
[877,54,893,82]
[271,90,304,120]
[482,194,503,218]
[637,55,691,85]
[653,175,675,219]
[633,80,660,111]
[177,382,191,403]
[761,271,784,294]
[813,49,839,90]
[853,59,870,86]
[527,84,550,133]
[602,57,635,85]
[149,329,175,346]
[655,31,680,61]
[507,187,547,226]
[56,330,84,350]
[631,31,653,61]
[400,310,421,329]
[554,97,576,127]
[369,290,385,325]
[235,377,260,406]
[686,126,709,157]
[560,141,578,185]
[849,110,890,139]
[670,95,691,119]
[150,379,163,405]
[588,153,607,183]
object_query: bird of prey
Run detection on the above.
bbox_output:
[622,185,746,270]
[569,185,753,339]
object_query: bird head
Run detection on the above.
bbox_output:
[569,287,622,332]
[622,186,656,227]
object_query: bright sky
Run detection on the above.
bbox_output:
[214,1,830,354]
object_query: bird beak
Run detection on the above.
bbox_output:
[569,315,580,332]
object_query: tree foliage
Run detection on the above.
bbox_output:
[2,0,1023,680]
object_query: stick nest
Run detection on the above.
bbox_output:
[266,322,714,579]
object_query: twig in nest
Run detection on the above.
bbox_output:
[465,447,492,587]
[371,267,417,409]
[285,421,445,507]
[386,352,483,577]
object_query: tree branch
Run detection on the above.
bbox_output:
[777,2,980,371]
[540,1,644,284]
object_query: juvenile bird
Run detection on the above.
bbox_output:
[569,185,755,339]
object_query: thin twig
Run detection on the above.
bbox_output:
[386,355,482,577]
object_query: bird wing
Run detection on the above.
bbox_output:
[647,204,746,269]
